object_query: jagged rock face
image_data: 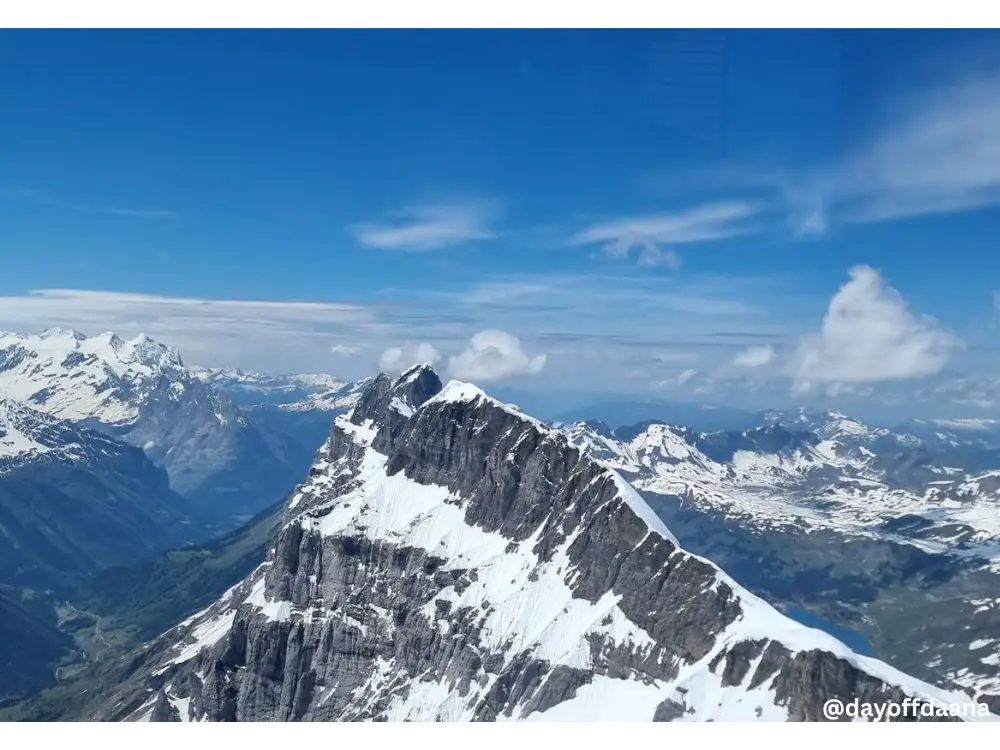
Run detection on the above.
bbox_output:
[79,370,989,722]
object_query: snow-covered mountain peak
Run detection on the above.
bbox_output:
[398,362,439,382]
[761,407,886,442]
[81,371,994,722]
[420,377,553,435]
[120,332,184,371]
[0,328,189,424]
[428,379,491,406]
[0,329,317,516]
[37,326,87,342]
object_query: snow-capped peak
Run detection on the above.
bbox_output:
[90,369,995,722]
[0,328,187,424]
[423,378,548,428]
[426,379,489,405]
[398,362,439,381]
[120,332,184,370]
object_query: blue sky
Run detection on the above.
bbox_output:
[2,29,1000,417]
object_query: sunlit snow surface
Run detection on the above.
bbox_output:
[0,398,121,471]
[129,381,995,722]
[0,328,185,425]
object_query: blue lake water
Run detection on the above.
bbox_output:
[785,606,873,656]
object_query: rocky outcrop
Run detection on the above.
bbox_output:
[75,368,993,722]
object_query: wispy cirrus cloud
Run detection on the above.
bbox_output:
[833,69,1000,224]
[0,270,788,394]
[637,60,1000,240]
[653,67,1000,235]
[568,201,759,268]
[0,188,178,218]
[351,201,499,251]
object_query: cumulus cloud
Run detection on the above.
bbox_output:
[732,344,777,368]
[351,202,498,251]
[448,330,547,382]
[791,265,962,391]
[329,344,359,356]
[379,341,441,374]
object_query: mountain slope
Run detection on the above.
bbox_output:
[74,497,286,645]
[0,587,74,702]
[0,328,312,521]
[66,366,989,722]
[0,400,207,703]
[562,415,1000,705]
[0,400,198,589]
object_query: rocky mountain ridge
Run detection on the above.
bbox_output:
[561,412,1000,704]
[69,365,991,722]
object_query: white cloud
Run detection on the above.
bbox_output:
[569,201,757,266]
[0,187,177,218]
[458,282,552,305]
[379,341,441,374]
[655,368,699,389]
[0,273,779,392]
[448,330,546,382]
[664,69,1000,234]
[835,69,1000,223]
[791,265,962,390]
[0,288,387,375]
[329,344,359,356]
[636,246,683,270]
[732,344,777,368]
[351,202,497,251]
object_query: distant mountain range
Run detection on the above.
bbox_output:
[0,329,363,525]
[558,369,1000,424]
[561,408,1000,706]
